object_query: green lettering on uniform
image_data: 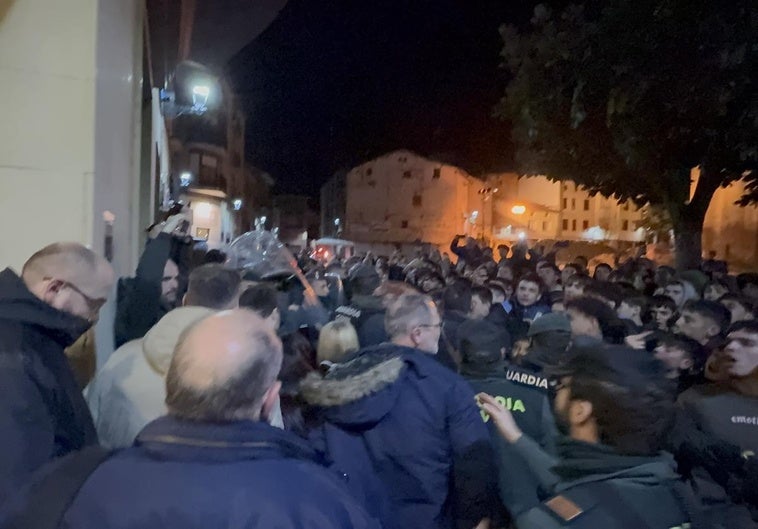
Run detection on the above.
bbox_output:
[475,395,526,423]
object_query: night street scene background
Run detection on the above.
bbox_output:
[1,2,758,529]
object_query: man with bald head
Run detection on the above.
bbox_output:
[0,242,114,503]
[4,310,379,529]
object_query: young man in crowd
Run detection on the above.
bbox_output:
[718,293,756,324]
[536,263,563,303]
[562,274,591,302]
[649,294,679,331]
[508,274,551,341]
[470,285,493,321]
[479,344,702,528]
[675,299,731,356]
[652,332,704,393]
[675,321,758,523]
[616,295,649,334]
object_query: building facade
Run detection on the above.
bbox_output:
[702,180,758,271]
[330,150,645,250]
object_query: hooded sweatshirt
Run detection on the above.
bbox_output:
[87,306,214,448]
[0,268,96,504]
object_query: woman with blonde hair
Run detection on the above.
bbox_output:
[317,319,360,366]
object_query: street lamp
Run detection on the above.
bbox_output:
[180,172,192,187]
[232,198,242,211]
[511,205,526,215]
[191,85,211,112]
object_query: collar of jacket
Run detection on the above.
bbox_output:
[552,437,679,488]
[460,361,508,379]
[135,415,325,465]
[350,294,384,312]
[0,268,91,347]
[299,343,440,408]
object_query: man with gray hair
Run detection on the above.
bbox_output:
[87,263,243,448]
[3,310,380,529]
[0,242,114,504]
[302,293,496,529]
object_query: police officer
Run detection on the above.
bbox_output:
[458,319,557,519]
[479,343,710,529]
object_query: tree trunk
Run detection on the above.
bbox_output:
[672,214,705,271]
[670,166,721,271]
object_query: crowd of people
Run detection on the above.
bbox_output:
[1,216,757,528]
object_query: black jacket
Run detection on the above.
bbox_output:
[334,295,388,347]
[0,268,97,505]
[462,363,557,518]
[114,233,176,348]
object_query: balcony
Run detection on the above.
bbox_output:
[193,165,227,193]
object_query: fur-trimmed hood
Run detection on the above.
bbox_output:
[300,344,418,428]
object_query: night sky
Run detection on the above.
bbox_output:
[227,0,545,197]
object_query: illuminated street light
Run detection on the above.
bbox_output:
[518,231,527,240]
[232,198,242,211]
[180,172,192,187]
[511,205,526,215]
[192,85,211,111]
[334,218,340,226]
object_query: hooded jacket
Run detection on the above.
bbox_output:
[87,306,214,448]
[1,416,381,529]
[0,268,96,505]
[513,437,699,529]
[300,344,496,529]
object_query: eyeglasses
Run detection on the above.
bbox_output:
[417,322,443,330]
[46,277,107,317]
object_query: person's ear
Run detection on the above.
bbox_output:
[680,357,694,371]
[569,399,594,426]
[705,322,720,338]
[41,278,65,304]
[411,326,423,347]
[260,380,282,422]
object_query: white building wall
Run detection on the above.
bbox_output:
[0,0,143,274]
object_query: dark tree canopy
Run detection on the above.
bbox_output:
[496,0,758,268]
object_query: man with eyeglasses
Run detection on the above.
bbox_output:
[0,242,114,505]
[301,293,496,529]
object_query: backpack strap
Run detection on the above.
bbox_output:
[4,445,113,529]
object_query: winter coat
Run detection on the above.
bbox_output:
[300,344,497,529]
[514,437,698,529]
[1,416,381,529]
[0,268,97,505]
[86,306,215,448]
